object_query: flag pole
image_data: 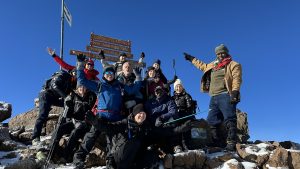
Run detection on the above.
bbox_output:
[59,0,65,70]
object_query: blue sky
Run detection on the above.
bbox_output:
[0,0,299,143]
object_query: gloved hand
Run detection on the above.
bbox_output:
[133,67,142,80]
[230,90,240,104]
[174,75,178,80]
[64,95,73,107]
[47,47,56,57]
[183,52,195,62]
[85,110,98,126]
[77,54,86,62]
[155,117,164,127]
[98,50,105,59]
[140,52,145,59]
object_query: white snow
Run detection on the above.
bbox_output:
[242,161,258,169]
[265,164,289,169]
[0,151,21,168]
[0,101,8,111]
[287,149,300,152]
[215,159,239,169]
[206,151,226,159]
[245,143,270,156]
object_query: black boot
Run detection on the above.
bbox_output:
[225,121,237,151]
[209,126,222,147]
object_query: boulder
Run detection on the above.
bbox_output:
[85,147,107,167]
[288,150,300,169]
[236,143,274,167]
[264,147,289,168]
[221,159,244,169]
[0,127,11,141]
[172,150,206,169]
[0,101,12,122]
[204,151,240,169]
[236,109,250,143]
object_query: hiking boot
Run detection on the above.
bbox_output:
[32,137,41,146]
[225,141,236,151]
[173,145,183,154]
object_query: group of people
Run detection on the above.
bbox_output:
[31,43,242,169]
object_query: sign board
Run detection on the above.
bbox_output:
[69,32,145,67]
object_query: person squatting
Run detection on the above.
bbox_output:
[32,43,242,169]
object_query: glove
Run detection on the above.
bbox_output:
[174,75,178,80]
[77,54,86,62]
[85,110,98,126]
[133,67,142,80]
[140,52,145,59]
[64,95,73,107]
[155,117,164,127]
[230,90,240,104]
[98,50,105,59]
[183,52,195,62]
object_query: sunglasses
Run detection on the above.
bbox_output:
[104,71,114,75]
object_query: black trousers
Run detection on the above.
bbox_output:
[32,90,64,139]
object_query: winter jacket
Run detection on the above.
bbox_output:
[117,72,136,86]
[65,91,97,121]
[47,70,76,98]
[77,64,142,121]
[172,90,194,117]
[191,58,242,95]
[145,93,178,124]
[53,54,99,80]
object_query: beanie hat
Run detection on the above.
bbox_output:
[174,79,184,89]
[132,103,145,116]
[87,59,94,66]
[147,66,155,72]
[120,53,127,57]
[153,59,161,65]
[103,66,115,75]
[215,44,229,54]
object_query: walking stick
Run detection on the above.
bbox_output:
[43,104,69,169]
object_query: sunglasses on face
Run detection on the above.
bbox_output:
[104,71,114,75]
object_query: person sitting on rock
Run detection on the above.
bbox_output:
[52,84,97,163]
[172,78,197,152]
[86,103,197,169]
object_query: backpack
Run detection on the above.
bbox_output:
[42,71,68,90]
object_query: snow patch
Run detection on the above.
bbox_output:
[215,159,239,169]
[242,161,258,169]
[265,164,289,169]
[245,143,270,156]
[206,151,226,159]
[287,149,300,152]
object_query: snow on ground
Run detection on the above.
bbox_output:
[245,143,270,156]
[242,161,258,169]
[215,159,239,169]
[265,164,289,169]
[0,151,21,168]
[206,151,226,159]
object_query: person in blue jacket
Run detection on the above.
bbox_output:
[73,54,142,169]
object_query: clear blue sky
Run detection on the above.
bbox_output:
[1,0,299,143]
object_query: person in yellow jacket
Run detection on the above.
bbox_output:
[183,44,242,151]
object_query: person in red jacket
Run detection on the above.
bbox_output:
[47,47,99,81]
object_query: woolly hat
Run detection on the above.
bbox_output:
[215,44,229,54]
[132,103,145,116]
[174,79,184,89]
[153,59,161,65]
[147,66,155,71]
[120,53,127,57]
[87,59,94,66]
[103,66,115,75]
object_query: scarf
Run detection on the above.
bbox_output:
[213,56,232,71]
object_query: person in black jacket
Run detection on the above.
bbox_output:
[172,79,196,151]
[85,103,197,169]
[53,84,97,162]
[32,70,77,145]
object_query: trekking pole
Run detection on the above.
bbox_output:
[172,59,176,76]
[163,109,209,125]
[43,104,69,169]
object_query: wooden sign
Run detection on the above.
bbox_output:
[70,32,145,67]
